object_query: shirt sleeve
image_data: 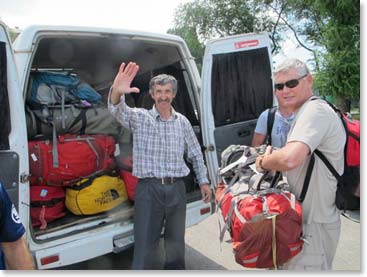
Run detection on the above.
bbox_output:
[254,109,269,135]
[0,184,25,242]
[183,117,209,185]
[107,90,140,132]
[287,100,332,153]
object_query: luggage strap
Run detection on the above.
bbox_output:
[271,215,278,270]
[63,137,100,168]
[52,123,59,168]
[39,205,47,230]
[25,105,39,134]
[68,170,116,191]
[217,172,239,245]
[216,171,240,210]
[218,196,238,244]
[61,88,66,129]
[52,136,101,169]
[68,108,87,135]
[31,197,64,207]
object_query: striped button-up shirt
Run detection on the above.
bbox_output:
[108,94,209,185]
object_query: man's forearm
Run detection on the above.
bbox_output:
[257,142,310,172]
[2,238,35,269]
[259,149,295,172]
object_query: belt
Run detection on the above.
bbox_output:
[142,177,182,185]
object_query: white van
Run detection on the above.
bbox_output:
[0,22,273,269]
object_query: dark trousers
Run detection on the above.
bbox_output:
[132,178,186,270]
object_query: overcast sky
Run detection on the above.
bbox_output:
[0,0,193,33]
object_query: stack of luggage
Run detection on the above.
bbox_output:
[27,71,132,229]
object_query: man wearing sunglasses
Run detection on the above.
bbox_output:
[255,58,345,270]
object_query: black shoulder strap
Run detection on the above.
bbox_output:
[315,98,349,167]
[267,107,277,145]
[68,108,87,135]
[314,150,342,182]
[300,148,344,202]
[299,97,347,203]
[349,131,359,142]
[299,149,343,202]
[299,153,315,202]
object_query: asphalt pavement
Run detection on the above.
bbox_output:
[184,211,361,271]
[57,210,361,271]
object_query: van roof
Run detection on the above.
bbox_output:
[14,24,185,50]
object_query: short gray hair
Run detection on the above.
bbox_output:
[149,74,178,95]
[274,58,310,77]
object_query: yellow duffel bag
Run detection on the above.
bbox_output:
[65,175,128,215]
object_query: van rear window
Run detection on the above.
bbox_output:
[211,47,273,127]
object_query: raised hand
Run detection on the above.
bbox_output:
[113,62,140,94]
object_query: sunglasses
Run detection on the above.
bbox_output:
[274,74,308,90]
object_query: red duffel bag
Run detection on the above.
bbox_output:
[216,145,304,269]
[30,185,66,229]
[216,173,304,269]
[29,134,116,186]
[119,170,138,201]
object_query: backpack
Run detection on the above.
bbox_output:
[300,98,360,213]
[266,107,277,146]
[29,71,102,106]
[215,145,304,269]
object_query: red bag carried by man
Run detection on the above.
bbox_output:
[215,145,304,269]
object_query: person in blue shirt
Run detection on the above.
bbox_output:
[252,86,294,148]
[0,182,34,270]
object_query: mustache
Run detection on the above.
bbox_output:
[157,99,170,103]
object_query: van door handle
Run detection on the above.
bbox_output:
[237,130,250,137]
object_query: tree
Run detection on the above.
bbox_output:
[8,27,21,42]
[279,0,360,112]
[167,26,205,72]
[169,0,359,112]
[169,0,285,69]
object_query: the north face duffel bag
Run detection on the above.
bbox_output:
[65,174,128,215]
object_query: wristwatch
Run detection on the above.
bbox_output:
[258,155,266,172]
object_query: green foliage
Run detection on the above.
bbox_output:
[286,0,360,111]
[8,28,20,42]
[167,26,205,71]
[172,0,274,39]
[169,0,283,69]
[169,0,360,111]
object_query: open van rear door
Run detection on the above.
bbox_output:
[0,22,29,224]
[200,33,273,185]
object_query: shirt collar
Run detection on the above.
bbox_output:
[150,105,178,121]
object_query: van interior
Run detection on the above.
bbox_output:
[25,33,203,242]
[22,31,273,243]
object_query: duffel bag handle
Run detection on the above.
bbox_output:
[255,171,283,191]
